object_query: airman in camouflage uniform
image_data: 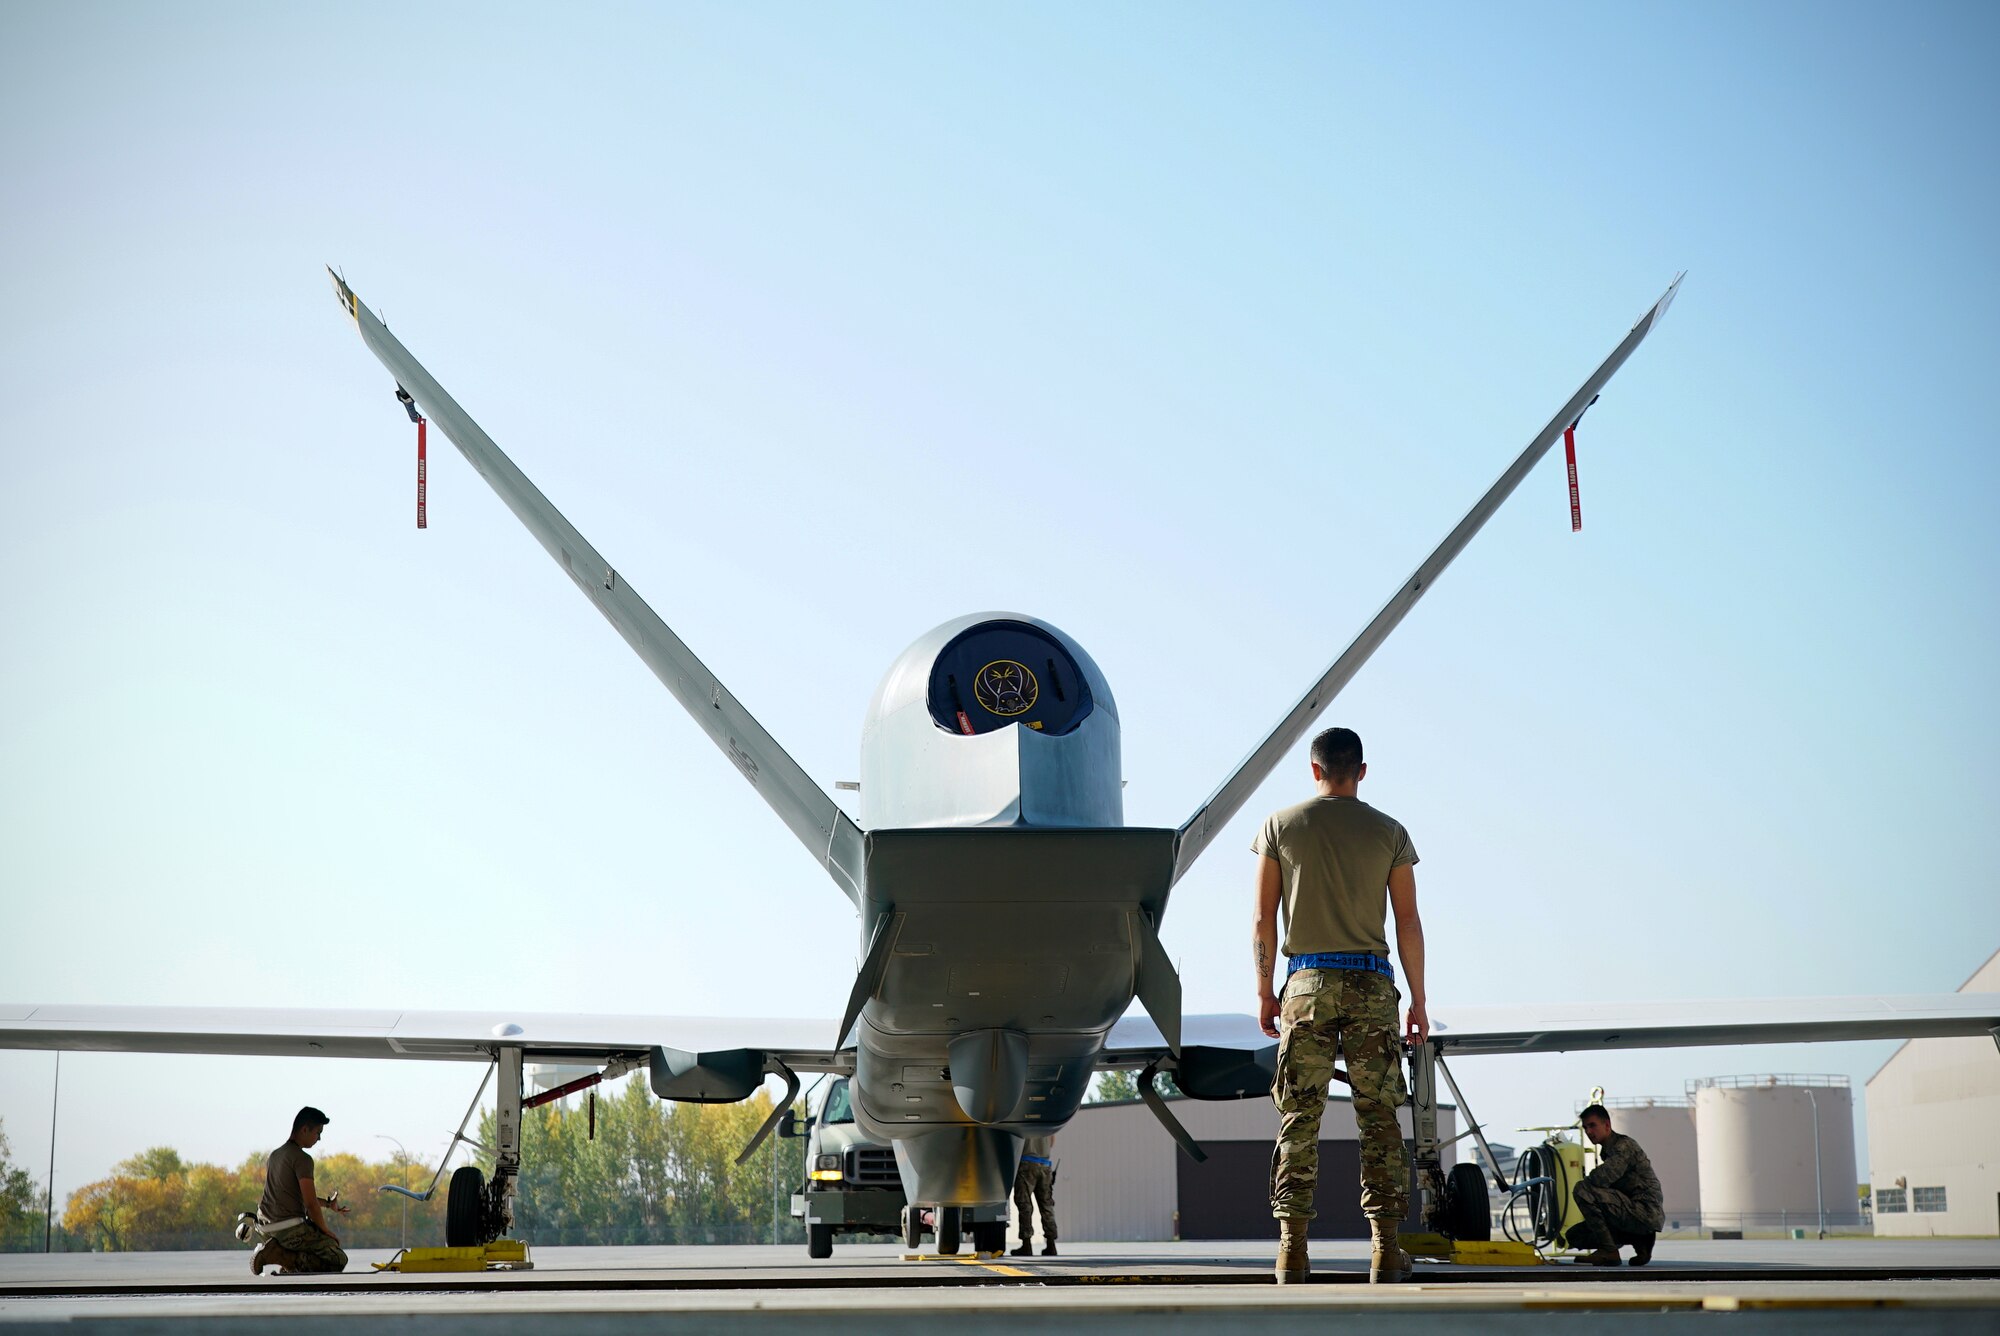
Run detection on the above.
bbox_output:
[1568,1105,1665,1266]
[1254,727,1427,1285]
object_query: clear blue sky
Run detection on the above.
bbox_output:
[2,1,1995,1205]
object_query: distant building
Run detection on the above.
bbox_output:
[1472,1139,1517,1183]
[1690,1074,1860,1232]
[1046,1092,1454,1241]
[1866,948,2000,1237]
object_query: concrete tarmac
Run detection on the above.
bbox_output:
[4,1240,1998,1333]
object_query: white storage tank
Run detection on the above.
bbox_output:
[1599,1096,1700,1225]
[1692,1074,1859,1231]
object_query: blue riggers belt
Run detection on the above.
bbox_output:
[1286,952,1395,980]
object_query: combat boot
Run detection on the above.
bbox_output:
[1274,1218,1309,1284]
[251,1239,299,1275]
[1011,1239,1033,1257]
[1368,1218,1412,1284]
[1628,1233,1656,1267]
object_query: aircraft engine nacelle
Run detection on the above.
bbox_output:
[859,613,1121,829]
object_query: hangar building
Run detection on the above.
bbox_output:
[1866,948,2000,1236]
[1034,1090,1455,1241]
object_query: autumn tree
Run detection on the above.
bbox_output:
[61,1146,443,1251]
[46,1077,810,1250]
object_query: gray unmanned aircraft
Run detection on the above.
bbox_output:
[5,273,1996,1255]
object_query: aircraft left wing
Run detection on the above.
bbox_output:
[1425,992,2000,1056]
[0,1003,852,1074]
[327,270,864,905]
[1100,992,2000,1064]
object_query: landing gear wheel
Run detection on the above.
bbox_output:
[935,1205,963,1255]
[806,1222,833,1259]
[971,1221,1008,1254]
[902,1205,923,1251]
[445,1164,487,1248]
[1445,1162,1491,1241]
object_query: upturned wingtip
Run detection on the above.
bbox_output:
[1653,271,1687,324]
[327,266,358,322]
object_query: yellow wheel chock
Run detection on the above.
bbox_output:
[371,1239,533,1272]
[1399,1231,1544,1266]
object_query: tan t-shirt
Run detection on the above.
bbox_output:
[259,1141,314,1223]
[1253,795,1417,957]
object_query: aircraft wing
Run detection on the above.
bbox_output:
[327,270,864,905]
[1428,992,2000,1056]
[1172,275,1684,884]
[0,1003,852,1074]
[1102,993,2000,1063]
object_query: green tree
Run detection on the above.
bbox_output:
[115,1147,188,1181]
[0,1119,48,1252]
[478,1075,806,1245]
[1089,1070,1139,1103]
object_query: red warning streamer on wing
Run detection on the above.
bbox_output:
[417,415,428,529]
[1564,423,1581,532]
[1562,392,1600,534]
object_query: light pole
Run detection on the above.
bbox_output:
[1802,1089,1825,1239]
[43,1051,59,1254]
[376,1135,411,1250]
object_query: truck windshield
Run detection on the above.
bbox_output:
[823,1080,854,1125]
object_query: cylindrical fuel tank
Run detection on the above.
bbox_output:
[1691,1075,1859,1229]
[1601,1097,1700,1224]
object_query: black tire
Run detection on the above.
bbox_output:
[902,1205,923,1250]
[806,1222,834,1259]
[445,1165,487,1248]
[971,1221,1008,1254]
[1445,1162,1491,1241]
[935,1205,963,1255]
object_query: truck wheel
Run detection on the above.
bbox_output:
[902,1206,923,1250]
[445,1165,486,1248]
[935,1205,963,1255]
[971,1221,1008,1254]
[806,1222,833,1259]
[1445,1162,1491,1242]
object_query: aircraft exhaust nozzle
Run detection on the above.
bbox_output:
[947,1027,1029,1125]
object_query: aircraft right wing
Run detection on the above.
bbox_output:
[1172,275,1684,884]
[328,271,863,904]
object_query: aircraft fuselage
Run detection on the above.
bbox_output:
[851,613,1155,1207]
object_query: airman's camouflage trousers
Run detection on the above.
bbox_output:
[1566,1183,1655,1251]
[1270,966,1409,1224]
[264,1221,348,1273]
[1014,1162,1056,1242]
